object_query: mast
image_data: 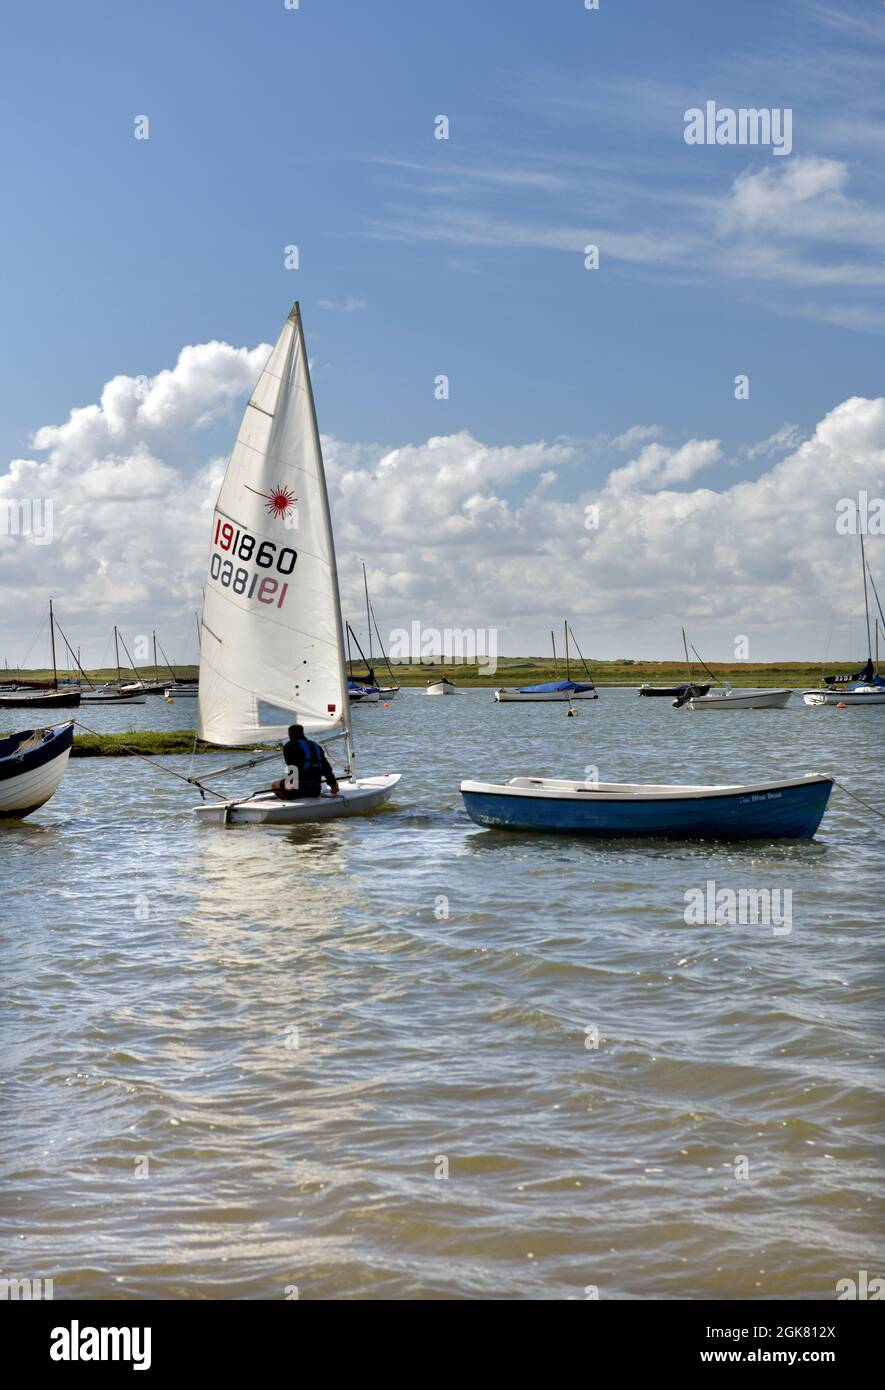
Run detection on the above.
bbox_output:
[114,626,122,690]
[564,620,570,682]
[860,533,872,658]
[550,629,559,677]
[49,598,58,690]
[682,626,692,681]
[294,302,355,777]
[153,630,158,682]
[362,561,373,670]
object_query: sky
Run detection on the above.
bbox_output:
[0,0,883,667]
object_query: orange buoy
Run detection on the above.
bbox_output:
[835,701,847,708]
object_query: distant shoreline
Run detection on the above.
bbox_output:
[1,658,854,693]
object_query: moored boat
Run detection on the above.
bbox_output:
[495,679,597,703]
[802,538,885,708]
[460,773,833,840]
[426,677,456,695]
[0,601,81,708]
[0,721,74,818]
[495,623,597,702]
[639,682,710,698]
[682,686,792,710]
[0,687,81,709]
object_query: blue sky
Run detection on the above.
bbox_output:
[1,0,883,661]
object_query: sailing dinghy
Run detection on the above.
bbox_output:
[803,536,885,706]
[495,624,597,702]
[192,303,400,825]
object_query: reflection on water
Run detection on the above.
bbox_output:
[1,689,882,1299]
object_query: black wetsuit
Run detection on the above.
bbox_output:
[281,736,337,798]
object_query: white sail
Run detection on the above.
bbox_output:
[197,303,350,746]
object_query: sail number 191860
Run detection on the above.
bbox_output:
[211,518,297,608]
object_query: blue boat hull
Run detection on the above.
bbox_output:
[461,779,833,840]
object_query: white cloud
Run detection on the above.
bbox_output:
[1,340,883,665]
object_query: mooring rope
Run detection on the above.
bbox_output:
[72,718,233,802]
[833,778,885,823]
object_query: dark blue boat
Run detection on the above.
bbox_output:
[460,774,834,840]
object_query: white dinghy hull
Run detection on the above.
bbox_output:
[685,688,792,710]
[194,773,400,825]
[803,686,885,706]
[0,721,74,818]
[426,680,455,695]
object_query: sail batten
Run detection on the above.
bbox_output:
[196,304,351,747]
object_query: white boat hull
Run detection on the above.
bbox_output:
[426,681,455,695]
[803,686,885,706]
[349,688,380,703]
[494,689,598,702]
[193,773,401,825]
[0,722,74,818]
[685,688,792,710]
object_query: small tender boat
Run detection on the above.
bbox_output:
[639,682,710,699]
[165,683,199,699]
[0,721,74,818]
[80,692,146,704]
[460,773,833,840]
[682,686,793,710]
[192,301,400,826]
[426,677,456,695]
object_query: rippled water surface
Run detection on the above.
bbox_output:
[2,688,883,1299]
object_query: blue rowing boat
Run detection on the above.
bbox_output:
[460,774,834,840]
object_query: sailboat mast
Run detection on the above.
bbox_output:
[294,303,355,777]
[860,533,872,657]
[550,629,559,677]
[152,630,158,682]
[114,626,122,689]
[362,561,373,669]
[564,620,570,681]
[49,598,58,690]
[682,626,692,680]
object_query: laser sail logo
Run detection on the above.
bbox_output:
[50,1321,152,1371]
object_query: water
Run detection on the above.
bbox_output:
[2,689,882,1299]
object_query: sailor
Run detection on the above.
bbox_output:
[272,724,340,800]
